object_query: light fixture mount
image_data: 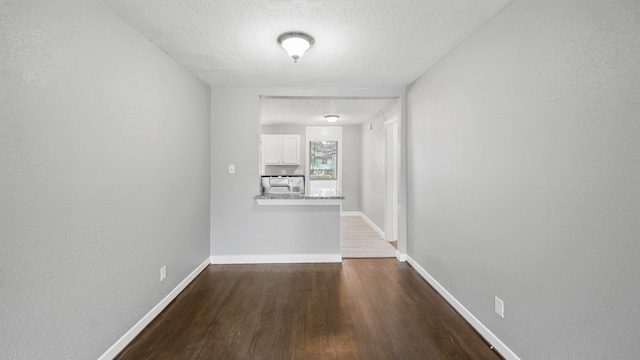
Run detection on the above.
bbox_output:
[324,115,339,123]
[278,32,314,63]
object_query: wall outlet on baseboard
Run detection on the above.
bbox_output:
[495,296,504,318]
[160,265,167,281]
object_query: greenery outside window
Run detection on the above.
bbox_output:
[309,141,337,180]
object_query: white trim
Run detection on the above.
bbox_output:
[98,258,210,360]
[384,120,399,243]
[360,212,385,239]
[384,118,398,126]
[256,198,343,206]
[395,251,407,262]
[340,211,362,217]
[339,211,386,239]
[406,256,521,360]
[210,253,342,264]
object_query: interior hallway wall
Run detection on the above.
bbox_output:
[360,113,386,231]
[341,125,362,211]
[406,0,640,358]
[209,87,403,258]
[211,89,341,258]
[0,1,211,358]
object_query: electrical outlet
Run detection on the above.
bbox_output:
[228,164,235,174]
[160,265,167,281]
[495,296,504,318]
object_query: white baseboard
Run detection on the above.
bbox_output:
[340,211,386,240]
[340,211,362,217]
[395,251,407,262]
[406,256,520,360]
[210,253,342,264]
[359,213,385,239]
[98,258,210,360]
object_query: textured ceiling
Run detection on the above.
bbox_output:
[261,97,394,126]
[102,0,513,88]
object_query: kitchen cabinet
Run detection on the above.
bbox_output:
[261,134,300,165]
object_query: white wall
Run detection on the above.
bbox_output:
[210,87,403,257]
[0,1,211,358]
[211,89,341,258]
[406,0,640,358]
[360,113,386,230]
[342,125,362,211]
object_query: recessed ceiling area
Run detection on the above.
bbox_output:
[102,0,513,88]
[261,97,394,126]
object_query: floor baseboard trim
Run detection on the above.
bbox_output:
[210,254,342,264]
[341,211,386,240]
[406,256,521,360]
[98,258,210,360]
[340,211,362,217]
[359,212,385,239]
[396,251,407,262]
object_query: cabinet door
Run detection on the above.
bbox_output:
[281,135,300,165]
[262,135,281,165]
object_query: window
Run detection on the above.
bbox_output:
[309,141,337,180]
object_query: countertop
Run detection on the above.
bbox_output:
[254,190,344,205]
[254,193,344,200]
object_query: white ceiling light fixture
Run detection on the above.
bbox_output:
[277,32,314,63]
[324,115,339,123]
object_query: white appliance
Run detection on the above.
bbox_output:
[261,175,304,194]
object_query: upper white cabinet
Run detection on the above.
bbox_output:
[280,135,300,164]
[261,134,300,165]
[262,135,281,165]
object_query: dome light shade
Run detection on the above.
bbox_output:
[278,32,314,63]
[325,115,339,123]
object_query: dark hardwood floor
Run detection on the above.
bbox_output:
[116,259,502,360]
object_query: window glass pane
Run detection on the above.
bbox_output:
[309,141,337,180]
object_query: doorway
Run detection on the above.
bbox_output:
[259,96,405,259]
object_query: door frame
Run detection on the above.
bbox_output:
[384,118,399,243]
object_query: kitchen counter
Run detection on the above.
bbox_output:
[245,189,342,262]
[254,191,344,205]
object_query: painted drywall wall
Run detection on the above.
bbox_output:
[0,1,211,358]
[406,0,640,358]
[342,125,362,211]
[211,90,341,257]
[210,87,403,257]
[360,114,386,230]
[260,124,306,175]
[381,99,401,242]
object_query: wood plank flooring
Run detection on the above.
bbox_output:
[340,216,397,258]
[116,259,502,360]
